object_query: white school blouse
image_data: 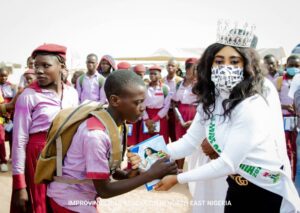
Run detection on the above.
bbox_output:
[167,89,300,212]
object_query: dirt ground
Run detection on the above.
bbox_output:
[0,143,192,213]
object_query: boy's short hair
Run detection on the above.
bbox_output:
[287,55,300,63]
[104,70,145,98]
[0,67,7,74]
[87,53,98,61]
[264,54,276,61]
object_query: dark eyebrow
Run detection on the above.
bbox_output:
[215,55,224,59]
[230,56,242,59]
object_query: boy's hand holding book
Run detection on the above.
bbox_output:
[146,157,177,180]
[127,151,142,169]
[127,152,177,181]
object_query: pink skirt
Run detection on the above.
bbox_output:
[168,109,176,142]
[139,108,169,144]
[50,198,76,213]
[10,132,48,213]
[0,125,6,164]
[284,130,297,180]
[175,103,197,140]
[25,132,47,213]
[0,124,5,144]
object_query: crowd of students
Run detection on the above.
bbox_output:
[264,53,300,191]
[0,35,300,212]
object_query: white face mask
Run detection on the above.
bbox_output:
[211,65,244,93]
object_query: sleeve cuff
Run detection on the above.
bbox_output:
[13,174,26,190]
[86,172,110,180]
[177,173,187,184]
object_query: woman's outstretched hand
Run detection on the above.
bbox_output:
[154,175,178,191]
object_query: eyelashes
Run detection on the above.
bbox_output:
[214,59,240,65]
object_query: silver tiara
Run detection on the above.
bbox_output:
[216,20,256,48]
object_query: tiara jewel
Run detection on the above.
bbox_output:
[216,19,256,48]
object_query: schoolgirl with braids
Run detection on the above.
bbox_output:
[11,44,78,213]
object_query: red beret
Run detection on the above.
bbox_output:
[117,62,131,70]
[149,65,162,72]
[24,69,35,75]
[134,64,146,73]
[185,58,198,65]
[31,43,67,60]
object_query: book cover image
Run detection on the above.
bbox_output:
[130,135,168,191]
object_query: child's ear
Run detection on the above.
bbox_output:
[109,95,121,107]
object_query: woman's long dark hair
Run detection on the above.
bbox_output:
[144,147,158,158]
[192,43,264,120]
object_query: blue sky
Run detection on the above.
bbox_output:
[1,0,299,67]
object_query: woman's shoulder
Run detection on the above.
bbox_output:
[234,95,270,118]
[242,94,267,106]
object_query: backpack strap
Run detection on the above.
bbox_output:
[175,76,182,85]
[98,75,105,88]
[53,176,92,184]
[79,74,85,88]
[56,136,63,176]
[90,110,125,173]
[162,84,169,98]
[176,80,183,91]
[276,76,283,92]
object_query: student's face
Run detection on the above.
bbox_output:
[149,70,160,82]
[118,84,146,122]
[286,58,300,68]
[24,74,36,85]
[167,61,178,75]
[0,70,9,84]
[100,60,111,73]
[264,57,278,74]
[136,72,145,79]
[212,46,244,68]
[186,64,196,80]
[27,58,35,69]
[86,56,98,72]
[34,55,63,87]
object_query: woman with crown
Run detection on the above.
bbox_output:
[129,21,300,212]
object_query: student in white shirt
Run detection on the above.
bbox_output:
[162,59,183,142]
[130,40,300,212]
[140,65,172,144]
[172,58,198,171]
